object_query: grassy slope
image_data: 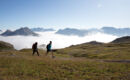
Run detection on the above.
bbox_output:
[0,48,130,80]
[57,43,130,60]
[0,41,15,51]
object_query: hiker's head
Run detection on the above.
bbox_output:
[35,42,38,45]
[50,41,52,44]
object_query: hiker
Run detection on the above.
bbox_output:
[32,42,40,56]
[46,41,54,58]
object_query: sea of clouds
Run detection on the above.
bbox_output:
[0,31,118,50]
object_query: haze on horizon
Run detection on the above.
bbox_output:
[0,0,130,30]
[0,31,117,50]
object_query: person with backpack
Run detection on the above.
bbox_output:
[32,42,40,56]
[46,41,54,58]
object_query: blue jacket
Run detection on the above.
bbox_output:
[47,44,51,50]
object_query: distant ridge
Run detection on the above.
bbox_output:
[55,27,130,37]
[1,27,39,36]
[31,27,55,32]
[1,30,13,36]
[56,28,88,36]
[85,41,103,45]
[111,36,130,43]
[68,41,104,48]
[66,36,130,49]
[101,27,130,36]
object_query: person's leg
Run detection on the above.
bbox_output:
[32,50,35,56]
[36,50,40,56]
[51,51,55,58]
[46,50,49,56]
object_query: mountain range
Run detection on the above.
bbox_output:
[101,27,130,36]
[0,30,2,33]
[55,27,130,37]
[55,28,88,36]
[0,26,130,37]
[1,27,39,36]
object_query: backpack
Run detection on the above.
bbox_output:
[32,44,34,49]
[46,44,49,49]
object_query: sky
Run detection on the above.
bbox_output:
[0,0,130,30]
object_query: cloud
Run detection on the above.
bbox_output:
[0,31,117,50]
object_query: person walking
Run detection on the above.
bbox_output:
[32,42,40,56]
[46,41,54,58]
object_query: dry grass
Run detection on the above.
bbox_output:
[0,47,130,80]
[57,43,130,60]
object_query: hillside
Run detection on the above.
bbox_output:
[1,27,39,36]
[83,41,103,45]
[56,38,130,59]
[112,36,130,43]
[0,41,15,51]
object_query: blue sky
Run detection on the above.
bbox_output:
[0,0,130,30]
